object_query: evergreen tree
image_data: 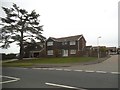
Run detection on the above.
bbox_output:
[0,3,46,60]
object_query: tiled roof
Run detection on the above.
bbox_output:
[50,35,83,42]
[86,46,92,48]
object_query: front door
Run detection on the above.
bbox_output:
[62,50,68,57]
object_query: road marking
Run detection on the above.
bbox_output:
[85,70,95,73]
[55,68,63,71]
[31,68,119,74]
[32,68,42,70]
[45,82,86,90]
[111,72,119,74]
[42,68,48,70]
[48,68,55,70]
[22,68,28,69]
[96,71,107,73]
[63,69,72,71]
[74,70,83,72]
[0,75,20,84]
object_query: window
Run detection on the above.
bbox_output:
[62,42,67,45]
[47,42,53,46]
[47,50,53,55]
[70,41,76,45]
[70,50,76,54]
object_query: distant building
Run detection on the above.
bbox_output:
[27,42,45,58]
[117,47,120,54]
[107,47,117,55]
[29,43,45,58]
[85,46,108,57]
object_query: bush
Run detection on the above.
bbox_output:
[2,53,17,60]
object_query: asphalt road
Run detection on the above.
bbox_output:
[2,67,118,89]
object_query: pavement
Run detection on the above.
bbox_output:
[30,56,110,67]
[30,55,118,72]
[2,59,18,63]
[61,55,118,72]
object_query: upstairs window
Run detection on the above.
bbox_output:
[47,41,53,46]
[70,41,76,45]
[62,42,67,45]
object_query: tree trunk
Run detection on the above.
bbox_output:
[19,29,24,60]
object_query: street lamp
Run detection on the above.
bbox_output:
[97,36,101,59]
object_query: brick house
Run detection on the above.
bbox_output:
[45,35,86,57]
[28,42,45,58]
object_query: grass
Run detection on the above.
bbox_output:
[2,57,97,67]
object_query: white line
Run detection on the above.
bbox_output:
[32,68,42,70]
[74,70,83,72]
[45,82,84,90]
[55,68,63,71]
[63,69,72,71]
[96,71,107,73]
[0,75,2,78]
[111,72,119,74]
[22,68,28,69]
[32,68,119,75]
[85,70,95,73]
[42,68,48,70]
[48,68,55,70]
[0,75,20,84]
[1,79,20,84]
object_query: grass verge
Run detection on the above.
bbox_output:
[2,57,97,67]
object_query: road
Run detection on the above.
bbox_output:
[1,55,119,89]
[2,67,118,89]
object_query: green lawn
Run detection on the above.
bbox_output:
[2,57,97,67]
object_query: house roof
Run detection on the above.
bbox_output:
[107,47,116,48]
[86,46,92,48]
[49,35,85,42]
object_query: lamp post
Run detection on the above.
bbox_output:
[97,36,101,59]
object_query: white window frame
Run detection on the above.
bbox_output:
[47,41,53,46]
[62,42,67,45]
[70,41,76,45]
[47,50,53,55]
[70,50,76,54]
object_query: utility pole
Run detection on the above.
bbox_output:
[97,36,101,59]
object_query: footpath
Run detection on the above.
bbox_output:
[31,56,111,68]
[31,55,118,72]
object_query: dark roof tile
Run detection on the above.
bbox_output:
[50,35,83,42]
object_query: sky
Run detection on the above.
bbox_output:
[0,0,119,54]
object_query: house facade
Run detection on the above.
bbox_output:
[45,35,86,57]
[28,42,45,58]
[107,47,117,55]
[117,47,120,54]
[85,46,108,57]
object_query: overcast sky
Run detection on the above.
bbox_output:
[0,0,119,54]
